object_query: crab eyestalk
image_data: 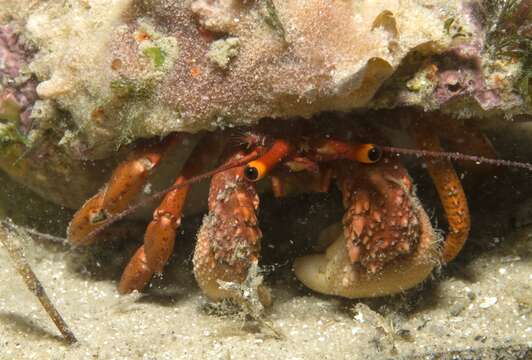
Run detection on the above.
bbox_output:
[244,139,292,181]
[313,139,382,164]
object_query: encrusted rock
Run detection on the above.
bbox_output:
[8,0,529,159]
[0,0,530,207]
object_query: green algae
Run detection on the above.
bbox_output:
[142,46,166,68]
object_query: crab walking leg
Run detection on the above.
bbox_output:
[118,133,225,293]
[335,159,421,273]
[194,151,265,303]
[412,122,471,263]
[68,134,184,245]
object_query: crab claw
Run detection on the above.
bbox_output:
[293,159,438,298]
[193,151,270,305]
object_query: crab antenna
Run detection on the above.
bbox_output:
[381,146,532,172]
[81,151,262,244]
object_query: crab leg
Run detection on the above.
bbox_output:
[194,150,265,303]
[118,133,224,293]
[67,134,183,245]
[411,122,470,263]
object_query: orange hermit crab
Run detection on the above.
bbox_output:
[66,111,527,303]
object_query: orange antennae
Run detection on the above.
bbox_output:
[80,150,262,244]
[381,146,532,172]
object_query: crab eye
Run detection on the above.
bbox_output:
[353,143,382,164]
[244,165,260,181]
[244,161,267,181]
[366,145,382,163]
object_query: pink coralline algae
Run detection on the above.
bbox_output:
[0,25,37,135]
[434,64,502,110]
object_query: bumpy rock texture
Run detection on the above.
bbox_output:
[0,24,37,137]
[0,23,106,208]
[0,0,530,209]
[1,0,530,161]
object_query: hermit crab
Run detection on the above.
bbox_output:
[2,0,531,309]
[66,111,529,304]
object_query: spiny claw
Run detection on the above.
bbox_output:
[337,159,420,273]
[194,151,264,303]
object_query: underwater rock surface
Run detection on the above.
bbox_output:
[1,0,529,159]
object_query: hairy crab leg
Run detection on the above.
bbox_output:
[411,122,470,263]
[67,134,184,245]
[194,150,267,304]
[118,133,225,293]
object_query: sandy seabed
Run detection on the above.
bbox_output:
[0,216,530,360]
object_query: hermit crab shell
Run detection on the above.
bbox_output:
[294,203,438,298]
